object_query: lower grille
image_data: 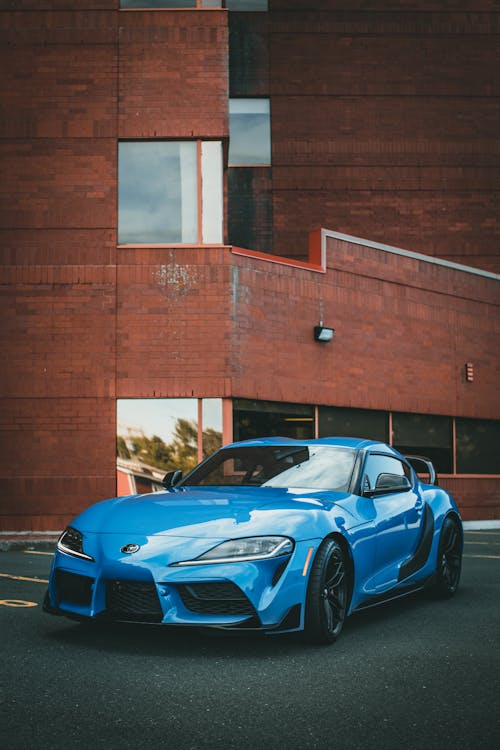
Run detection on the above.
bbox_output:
[176,582,255,616]
[55,570,94,606]
[106,580,163,623]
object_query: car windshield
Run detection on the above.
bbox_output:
[182,445,357,492]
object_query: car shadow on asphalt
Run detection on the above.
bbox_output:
[40,586,468,659]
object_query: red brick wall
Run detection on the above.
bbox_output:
[115,247,233,399]
[118,10,228,139]
[0,3,498,531]
[0,6,230,530]
[229,235,500,419]
[229,233,500,518]
[1,233,498,528]
[266,5,500,271]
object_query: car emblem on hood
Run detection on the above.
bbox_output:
[121,543,140,554]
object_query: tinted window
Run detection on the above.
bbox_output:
[319,406,388,442]
[362,454,411,494]
[226,0,268,9]
[392,412,453,474]
[233,399,314,441]
[456,418,500,474]
[227,167,273,253]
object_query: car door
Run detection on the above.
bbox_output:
[361,452,424,591]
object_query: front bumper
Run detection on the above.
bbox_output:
[44,536,320,634]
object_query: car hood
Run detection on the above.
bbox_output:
[74,486,358,542]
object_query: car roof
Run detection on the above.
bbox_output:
[223,436,397,454]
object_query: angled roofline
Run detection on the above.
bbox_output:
[319,228,500,282]
[232,228,500,282]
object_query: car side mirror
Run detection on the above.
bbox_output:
[362,474,411,497]
[162,470,183,488]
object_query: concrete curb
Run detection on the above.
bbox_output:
[0,533,60,552]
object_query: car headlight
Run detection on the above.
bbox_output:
[57,526,94,562]
[173,536,294,566]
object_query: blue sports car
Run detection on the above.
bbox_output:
[44,437,463,644]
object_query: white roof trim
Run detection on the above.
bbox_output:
[322,229,500,282]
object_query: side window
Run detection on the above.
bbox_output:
[362,454,412,494]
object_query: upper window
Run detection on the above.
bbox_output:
[118,140,222,245]
[229,99,271,165]
[118,141,197,244]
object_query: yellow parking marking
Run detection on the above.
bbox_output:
[465,541,500,545]
[0,599,38,607]
[23,550,53,556]
[0,572,48,584]
[464,554,500,560]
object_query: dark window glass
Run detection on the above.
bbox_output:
[229,12,269,97]
[229,99,270,165]
[456,418,500,474]
[233,399,315,441]
[318,406,388,442]
[118,141,197,244]
[392,413,453,474]
[227,1,268,9]
[228,167,272,253]
[362,454,411,494]
[184,445,355,491]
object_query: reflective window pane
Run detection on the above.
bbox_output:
[392,412,453,474]
[456,418,500,474]
[117,399,198,494]
[234,399,314,441]
[202,399,223,458]
[318,406,388,442]
[229,99,271,165]
[118,141,197,244]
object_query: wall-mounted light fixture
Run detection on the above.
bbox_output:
[314,324,335,343]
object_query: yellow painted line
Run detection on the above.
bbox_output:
[0,599,38,608]
[23,550,54,556]
[464,554,500,560]
[0,572,48,584]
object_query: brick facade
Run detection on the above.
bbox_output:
[0,3,499,530]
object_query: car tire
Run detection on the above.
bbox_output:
[433,516,462,598]
[304,538,348,645]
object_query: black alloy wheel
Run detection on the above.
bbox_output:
[434,516,462,597]
[304,538,348,644]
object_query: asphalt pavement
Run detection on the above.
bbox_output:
[0,531,499,750]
